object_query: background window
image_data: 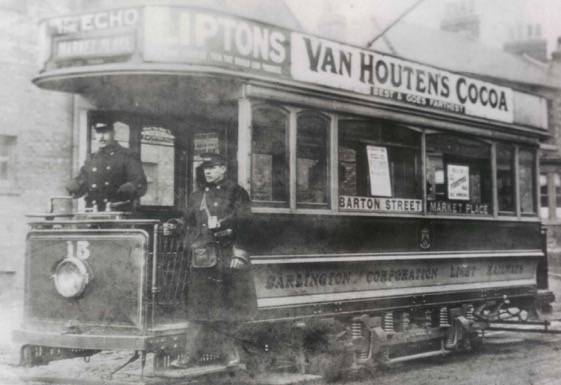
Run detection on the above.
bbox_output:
[297,112,329,207]
[0,135,16,184]
[426,135,491,215]
[497,144,515,213]
[251,106,289,206]
[519,149,536,214]
[555,174,561,219]
[338,120,422,200]
[540,174,549,219]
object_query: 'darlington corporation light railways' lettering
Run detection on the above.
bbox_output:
[263,262,528,291]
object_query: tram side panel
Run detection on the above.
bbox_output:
[248,215,543,320]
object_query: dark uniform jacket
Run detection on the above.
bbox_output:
[178,178,255,322]
[68,142,147,211]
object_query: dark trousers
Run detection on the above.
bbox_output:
[184,321,240,360]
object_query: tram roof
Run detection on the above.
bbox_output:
[33,3,550,131]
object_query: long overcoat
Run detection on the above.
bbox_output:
[181,178,256,322]
[69,141,147,210]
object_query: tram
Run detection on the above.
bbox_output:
[13,4,554,383]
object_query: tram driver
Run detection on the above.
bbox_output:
[163,153,254,369]
[65,122,147,211]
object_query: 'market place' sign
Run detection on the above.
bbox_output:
[41,6,517,123]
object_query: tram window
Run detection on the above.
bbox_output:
[426,135,492,216]
[338,119,422,213]
[251,106,289,206]
[519,149,536,214]
[497,144,515,214]
[297,112,329,207]
[140,126,175,206]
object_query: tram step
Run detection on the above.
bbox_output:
[243,373,326,385]
[153,363,245,378]
[389,349,450,364]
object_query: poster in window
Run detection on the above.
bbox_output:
[366,145,392,197]
[447,164,470,200]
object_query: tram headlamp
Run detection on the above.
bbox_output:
[53,257,90,298]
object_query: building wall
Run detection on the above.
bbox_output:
[0,0,76,293]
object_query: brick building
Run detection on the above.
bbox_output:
[0,0,76,293]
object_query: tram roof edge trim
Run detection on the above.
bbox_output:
[36,5,547,129]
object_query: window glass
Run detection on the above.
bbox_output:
[540,174,549,219]
[426,135,491,216]
[251,107,289,206]
[555,174,561,219]
[338,119,422,213]
[297,112,329,207]
[519,149,536,214]
[0,135,16,184]
[497,144,515,213]
[140,126,175,206]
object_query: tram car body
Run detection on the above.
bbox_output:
[13,4,554,381]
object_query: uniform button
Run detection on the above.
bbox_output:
[103,199,108,202]
[92,184,97,188]
[110,152,115,156]
[92,200,97,204]
[92,167,97,172]
[105,182,109,186]
[217,186,221,190]
[106,166,111,170]
[202,224,207,227]
[213,202,218,207]
[205,187,209,192]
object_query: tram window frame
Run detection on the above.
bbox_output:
[86,111,188,213]
[249,104,334,212]
[425,134,493,216]
[337,118,423,214]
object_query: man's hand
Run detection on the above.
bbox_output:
[230,257,246,270]
[117,182,137,198]
[162,222,177,236]
[65,180,82,196]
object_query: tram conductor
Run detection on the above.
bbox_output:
[163,152,254,369]
[66,122,147,211]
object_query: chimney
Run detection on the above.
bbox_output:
[440,0,480,40]
[552,37,561,61]
[504,23,547,63]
